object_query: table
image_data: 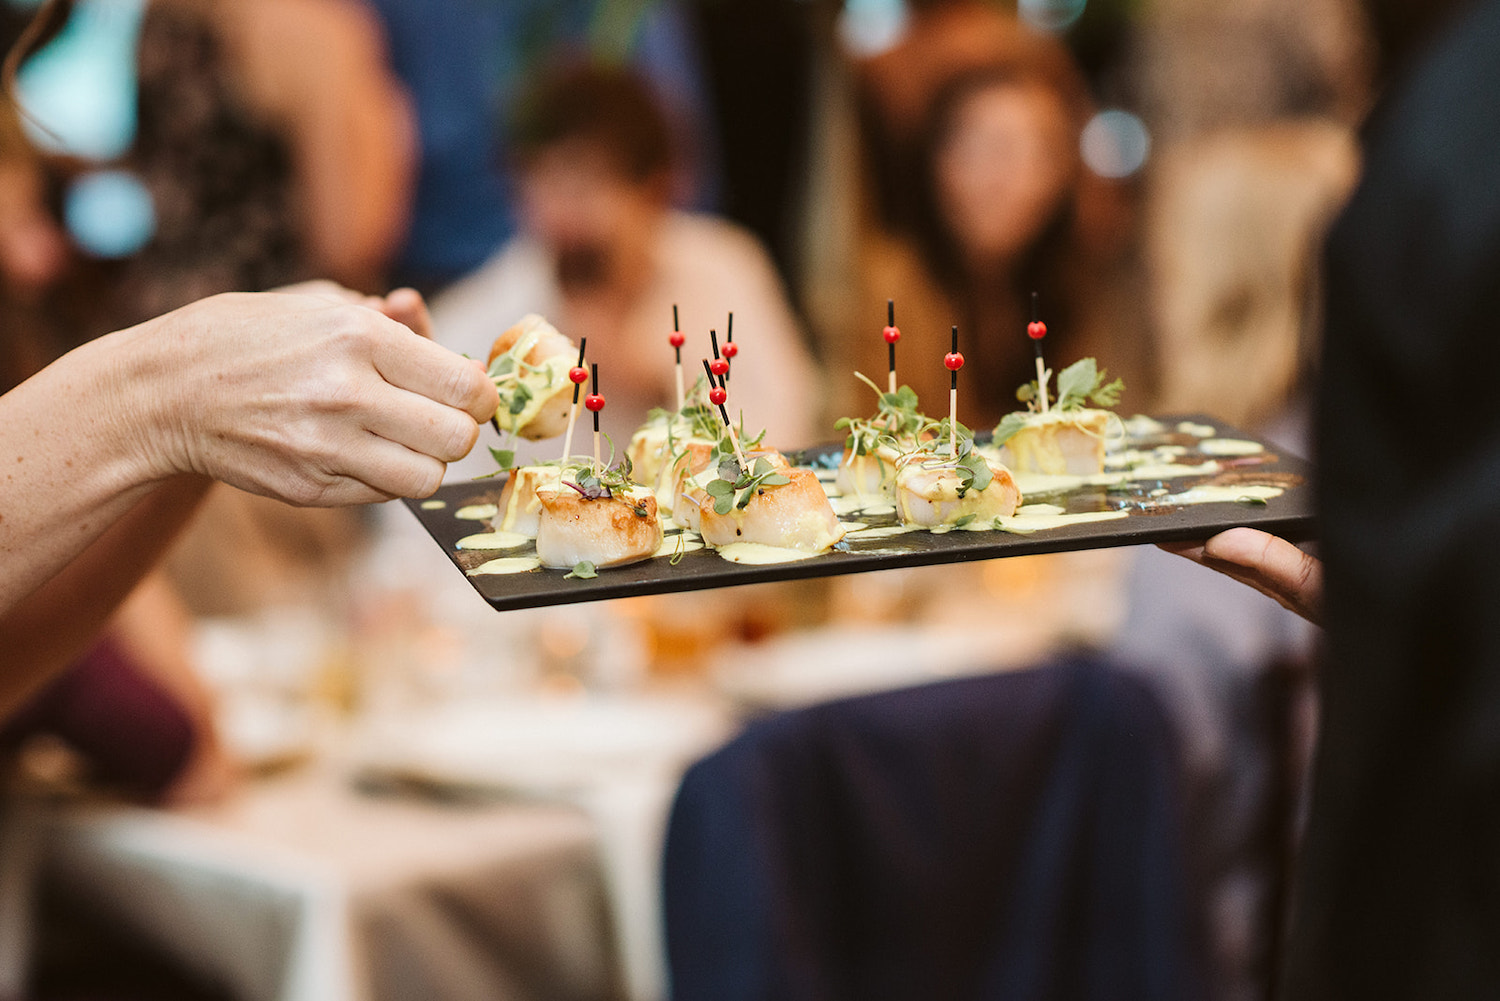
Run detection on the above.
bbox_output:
[14,762,622,1001]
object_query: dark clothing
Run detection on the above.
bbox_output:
[1,636,195,801]
[663,658,1203,1001]
[1291,0,1500,994]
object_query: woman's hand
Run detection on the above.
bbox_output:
[113,290,497,506]
[1160,527,1324,625]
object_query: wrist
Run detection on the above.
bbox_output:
[83,315,188,486]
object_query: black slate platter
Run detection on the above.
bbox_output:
[405,416,1315,612]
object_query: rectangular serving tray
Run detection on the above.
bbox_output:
[405,416,1315,612]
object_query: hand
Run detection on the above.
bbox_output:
[271,280,435,339]
[115,291,498,506]
[1159,527,1324,625]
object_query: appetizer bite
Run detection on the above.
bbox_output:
[993,358,1123,476]
[491,463,564,536]
[534,464,663,571]
[628,382,722,514]
[679,449,846,554]
[894,424,1023,528]
[834,373,926,499]
[488,314,577,440]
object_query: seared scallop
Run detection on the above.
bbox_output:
[534,485,663,569]
[894,456,1022,527]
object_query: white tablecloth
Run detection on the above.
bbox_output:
[14,763,620,1001]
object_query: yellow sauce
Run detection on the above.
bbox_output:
[844,525,920,541]
[1012,472,1088,496]
[1176,421,1216,438]
[456,530,531,551]
[652,537,705,559]
[1199,439,1266,457]
[455,504,499,521]
[420,500,447,510]
[1124,415,1166,436]
[466,556,543,576]
[839,522,870,534]
[1162,484,1284,505]
[995,511,1129,534]
[715,542,820,565]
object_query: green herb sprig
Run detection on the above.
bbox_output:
[704,455,792,515]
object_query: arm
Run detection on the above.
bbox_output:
[0,288,496,707]
[1160,527,1324,625]
[225,0,418,289]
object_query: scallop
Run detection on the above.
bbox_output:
[491,465,563,537]
[534,485,663,569]
[894,457,1023,528]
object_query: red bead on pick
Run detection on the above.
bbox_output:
[709,386,727,406]
[709,357,730,377]
[569,366,588,384]
[883,325,901,345]
[1027,321,1047,340]
[944,352,965,371]
[722,341,739,359]
[585,393,605,412]
[669,332,686,349]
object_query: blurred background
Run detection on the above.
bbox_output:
[0,0,1374,999]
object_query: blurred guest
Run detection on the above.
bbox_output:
[366,0,715,292]
[841,44,1146,429]
[434,61,818,471]
[855,0,1048,237]
[0,0,419,616]
[213,0,416,292]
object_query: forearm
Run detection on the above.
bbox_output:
[0,324,170,616]
[0,474,210,714]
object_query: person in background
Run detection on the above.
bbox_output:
[365,0,715,293]
[212,0,417,293]
[840,36,1144,429]
[434,60,818,473]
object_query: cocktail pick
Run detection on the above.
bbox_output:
[708,328,730,387]
[1028,292,1049,413]
[670,304,685,410]
[585,362,605,471]
[559,337,588,463]
[722,311,737,386]
[944,325,965,458]
[702,358,748,471]
[884,299,901,394]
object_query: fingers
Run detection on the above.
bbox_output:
[1159,528,1324,625]
[381,287,434,339]
[370,323,499,423]
[361,384,481,464]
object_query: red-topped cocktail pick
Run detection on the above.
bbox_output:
[670,304,686,410]
[722,312,737,385]
[884,299,901,394]
[701,358,749,471]
[944,325,964,458]
[1028,291,1050,413]
[585,362,605,470]
[559,337,588,463]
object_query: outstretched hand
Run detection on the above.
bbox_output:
[1160,527,1324,625]
[117,290,497,507]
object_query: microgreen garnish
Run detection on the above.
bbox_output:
[565,561,598,579]
[901,419,993,498]
[705,455,792,515]
[837,371,925,456]
[1014,357,1123,412]
[998,358,1124,446]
